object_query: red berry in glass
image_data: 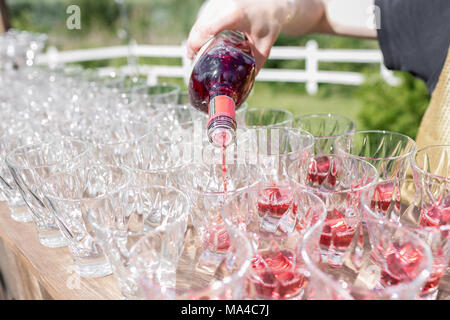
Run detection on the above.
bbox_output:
[189,30,256,147]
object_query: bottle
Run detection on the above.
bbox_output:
[188,30,256,147]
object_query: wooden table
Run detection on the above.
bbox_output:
[1,200,449,300]
[0,201,121,300]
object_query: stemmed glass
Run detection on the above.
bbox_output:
[42,164,130,278]
[222,186,326,299]
[288,155,378,267]
[6,138,91,247]
[301,216,433,300]
[293,113,355,155]
[86,185,190,299]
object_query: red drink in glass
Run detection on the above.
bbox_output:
[320,209,356,250]
[189,30,256,147]
[379,241,423,286]
[257,186,293,217]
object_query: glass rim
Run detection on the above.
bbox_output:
[5,138,91,171]
[86,184,191,236]
[244,107,294,129]
[43,165,131,203]
[335,130,417,162]
[288,155,379,195]
[293,113,356,139]
[301,218,433,299]
[411,144,450,182]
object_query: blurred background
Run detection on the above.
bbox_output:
[4,0,430,139]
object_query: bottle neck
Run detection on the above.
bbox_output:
[207,95,237,147]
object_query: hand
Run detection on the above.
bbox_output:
[186,0,294,72]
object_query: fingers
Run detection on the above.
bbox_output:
[186,1,243,59]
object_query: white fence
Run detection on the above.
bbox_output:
[36,40,398,95]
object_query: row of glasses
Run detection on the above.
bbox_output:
[2,57,448,300]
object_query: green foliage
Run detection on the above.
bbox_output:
[357,71,430,139]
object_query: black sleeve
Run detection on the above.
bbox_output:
[375,0,450,94]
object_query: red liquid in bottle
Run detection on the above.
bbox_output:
[188,30,256,147]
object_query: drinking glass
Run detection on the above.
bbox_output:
[42,165,130,278]
[288,155,378,267]
[6,138,90,247]
[292,113,355,154]
[335,130,416,222]
[244,108,293,128]
[130,225,253,300]
[301,216,433,300]
[86,185,190,299]
[362,178,449,300]
[244,127,314,230]
[222,187,326,299]
[175,144,260,265]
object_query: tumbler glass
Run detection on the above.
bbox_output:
[245,127,314,230]
[335,130,416,222]
[288,155,378,267]
[6,138,90,247]
[42,165,130,278]
[292,113,355,155]
[130,225,253,300]
[86,185,190,299]
[175,144,260,265]
[0,122,38,222]
[222,187,327,299]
